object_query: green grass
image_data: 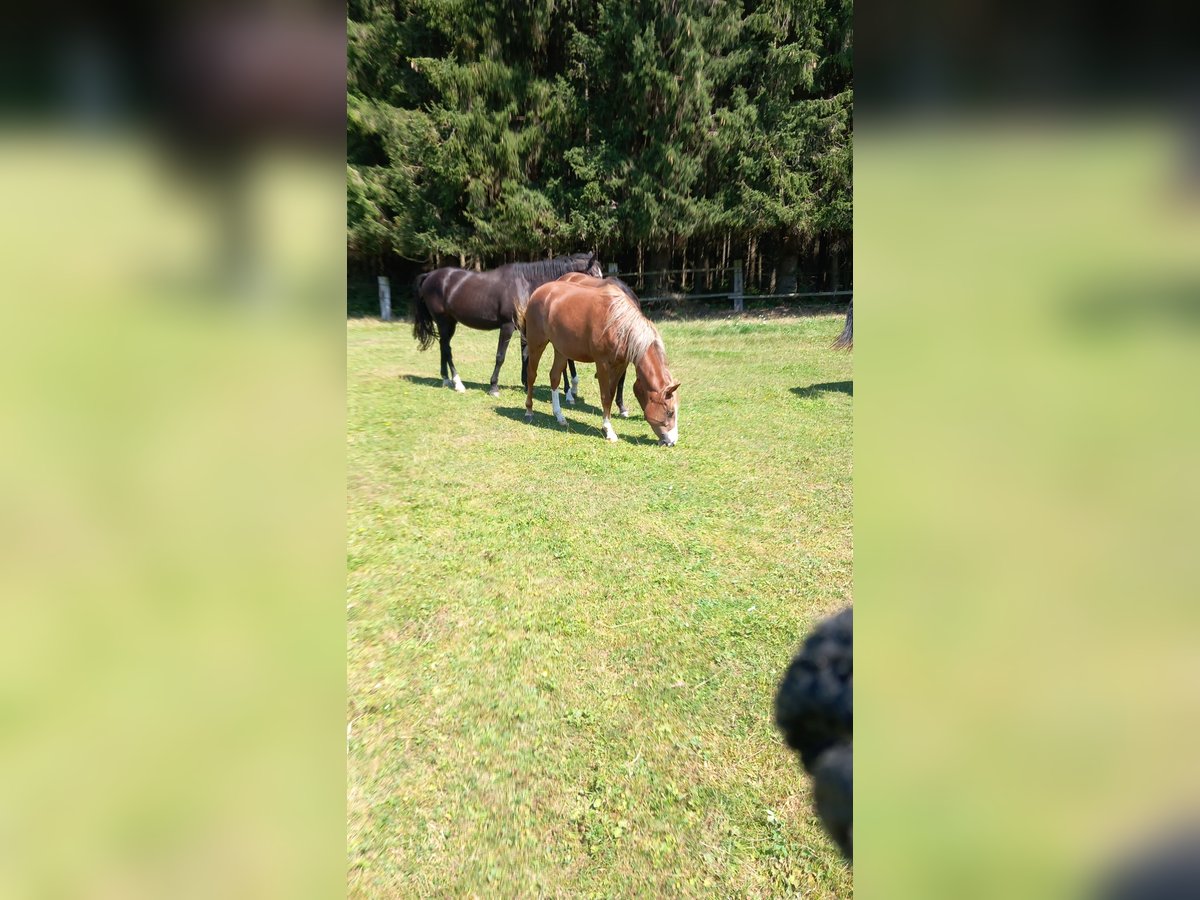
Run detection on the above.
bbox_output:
[347,313,853,897]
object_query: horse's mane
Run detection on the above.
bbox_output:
[603,286,662,364]
[603,275,641,307]
[508,254,594,286]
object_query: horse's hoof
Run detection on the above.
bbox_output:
[619,408,629,418]
[487,387,500,398]
[524,411,533,422]
[454,384,467,394]
[442,379,451,388]
[564,393,575,406]
[556,416,567,427]
[604,431,619,443]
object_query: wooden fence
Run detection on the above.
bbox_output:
[368,260,851,320]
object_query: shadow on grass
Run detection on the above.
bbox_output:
[400,374,495,393]
[491,406,661,445]
[791,380,853,398]
[622,432,663,446]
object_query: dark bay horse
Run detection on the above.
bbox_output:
[412,253,602,396]
[519,278,680,445]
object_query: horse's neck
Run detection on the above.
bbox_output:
[516,258,589,288]
[634,345,667,387]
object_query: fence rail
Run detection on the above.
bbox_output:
[359,260,851,319]
[637,288,853,305]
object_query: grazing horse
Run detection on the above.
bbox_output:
[518,278,680,445]
[412,253,602,396]
[554,272,640,416]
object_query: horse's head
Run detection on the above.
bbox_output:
[583,251,603,278]
[634,377,680,447]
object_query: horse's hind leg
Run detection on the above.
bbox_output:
[549,350,569,426]
[596,364,619,442]
[615,370,629,417]
[524,340,547,422]
[564,359,580,404]
[487,322,514,398]
[438,317,465,392]
[437,320,449,384]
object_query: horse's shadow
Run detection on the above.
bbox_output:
[400,374,492,393]
[492,405,657,444]
[400,374,610,412]
[791,381,853,398]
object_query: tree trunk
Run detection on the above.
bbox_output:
[778,235,800,295]
[647,246,671,295]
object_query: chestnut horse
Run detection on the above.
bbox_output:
[554,272,640,417]
[518,276,680,445]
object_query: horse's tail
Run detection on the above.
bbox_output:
[514,293,529,336]
[411,273,437,351]
[832,300,853,350]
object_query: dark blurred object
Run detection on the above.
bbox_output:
[156,7,345,157]
[3,4,345,293]
[1097,824,1200,900]
[154,6,345,289]
[4,5,345,141]
[775,607,853,861]
[857,0,1200,113]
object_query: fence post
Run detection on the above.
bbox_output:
[378,276,392,321]
[607,263,617,275]
[732,260,744,312]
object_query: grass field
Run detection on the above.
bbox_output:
[347,312,853,897]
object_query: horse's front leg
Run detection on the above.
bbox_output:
[615,370,629,417]
[488,322,514,397]
[524,340,547,422]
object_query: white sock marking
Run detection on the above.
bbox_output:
[452,374,466,392]
[551,389,565,424]
[603,418,618,442]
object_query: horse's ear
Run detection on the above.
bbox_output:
[664,381,681,398]
[586,251,597,268]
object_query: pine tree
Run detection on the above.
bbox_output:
[347,0,852,293]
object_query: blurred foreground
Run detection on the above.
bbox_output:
[857,118,1200,898]
[0,122,344,895]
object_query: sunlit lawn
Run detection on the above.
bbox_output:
[347,313,853,897]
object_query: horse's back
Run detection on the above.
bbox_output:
[557,271,640,307]
[422,266,511,327]
[527,280,614,362]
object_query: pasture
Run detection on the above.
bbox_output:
[347,313,853,897]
